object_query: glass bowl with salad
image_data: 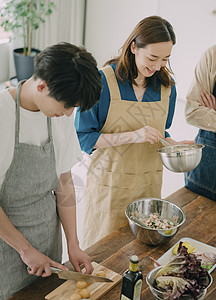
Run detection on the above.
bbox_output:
[125,198,186,245]
[146,242,213,300]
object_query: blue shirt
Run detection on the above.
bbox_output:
[75,64,177,154]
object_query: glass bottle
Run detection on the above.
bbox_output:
[120,255,143,300]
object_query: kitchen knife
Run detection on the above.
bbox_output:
[50,267,113,283]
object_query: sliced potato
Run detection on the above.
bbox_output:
[96,271,106,277]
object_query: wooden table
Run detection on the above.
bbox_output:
[9,187,216,300]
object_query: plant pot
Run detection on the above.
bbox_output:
[13,48,40,82]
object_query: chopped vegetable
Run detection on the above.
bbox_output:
[133,212,178,230]
[172,243,216,271]
[201,261,213,272]
[196,252,216,270]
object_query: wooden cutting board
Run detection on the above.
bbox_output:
[45,262,122,300]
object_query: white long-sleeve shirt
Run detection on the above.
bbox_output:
[185,44,216,132]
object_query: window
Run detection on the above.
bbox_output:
[0,0,10,41]
[0,27,10,40]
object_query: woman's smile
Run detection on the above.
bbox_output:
[146,67,155,75]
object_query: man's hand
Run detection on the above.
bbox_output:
[68,245,93,274]
[21,245,68,277]
[200,90,216,110]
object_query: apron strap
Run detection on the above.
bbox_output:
[14,81,52,145]
[101,66,121,101]
[15,81,24,145]
[161,84,171,101]
[102,65,171,102]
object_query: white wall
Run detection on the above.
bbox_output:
[159,0,216,100]
[85,0,160,67]
[85,0,216,100]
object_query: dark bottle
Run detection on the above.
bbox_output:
[120,255,143,300]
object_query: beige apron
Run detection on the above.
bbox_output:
[81,66,171,249]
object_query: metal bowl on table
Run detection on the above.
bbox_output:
[125,198,186,246]
[158,144,205,173]
[146,266,213,300]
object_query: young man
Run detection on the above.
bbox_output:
[0,42,101,299]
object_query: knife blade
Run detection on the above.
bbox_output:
[50,267,113,283]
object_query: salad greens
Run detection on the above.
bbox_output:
[156,276,191,299]
[201,261,213,272]
[154,242,209,300]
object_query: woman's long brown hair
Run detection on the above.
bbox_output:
[104,16,176,89]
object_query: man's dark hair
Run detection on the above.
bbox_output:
[34,42,101,112]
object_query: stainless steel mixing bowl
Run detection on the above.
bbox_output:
[125,198,186,245]
[158,144,205,173]
[146,266,213,300]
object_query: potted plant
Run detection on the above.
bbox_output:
[0,0,55,81]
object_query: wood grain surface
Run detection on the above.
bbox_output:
[45,262,122,300]
[9,187,216,300]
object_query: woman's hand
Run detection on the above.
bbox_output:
[68,245,93,274]
[20,245,68,277]
[133,126,163,144]
[165,137,195,145]
[200,90,216,110]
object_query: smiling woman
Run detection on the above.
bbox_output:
[130,41,173,101]
[131,41,173,78]
[74,15,195,250]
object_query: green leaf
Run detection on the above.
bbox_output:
[0,0,56,56]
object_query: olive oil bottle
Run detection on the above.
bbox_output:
[120,255,143,300]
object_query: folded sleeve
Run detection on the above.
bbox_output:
[53,114,83,177]
[74,71,110,154]
[185,45,216,132]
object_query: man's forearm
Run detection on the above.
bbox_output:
[185,99,216,132]
[0,206,32,254]
[55,171,80,250]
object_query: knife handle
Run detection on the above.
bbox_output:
[50,267,62,274]
[27,266,62,274]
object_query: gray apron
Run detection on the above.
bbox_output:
[0,82,62,300]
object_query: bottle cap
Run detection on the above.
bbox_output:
[130,255,139,263]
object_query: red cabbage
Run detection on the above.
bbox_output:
[154,242,210,300]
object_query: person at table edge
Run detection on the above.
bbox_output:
[75,16,194,249]
[185,44,216,201]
